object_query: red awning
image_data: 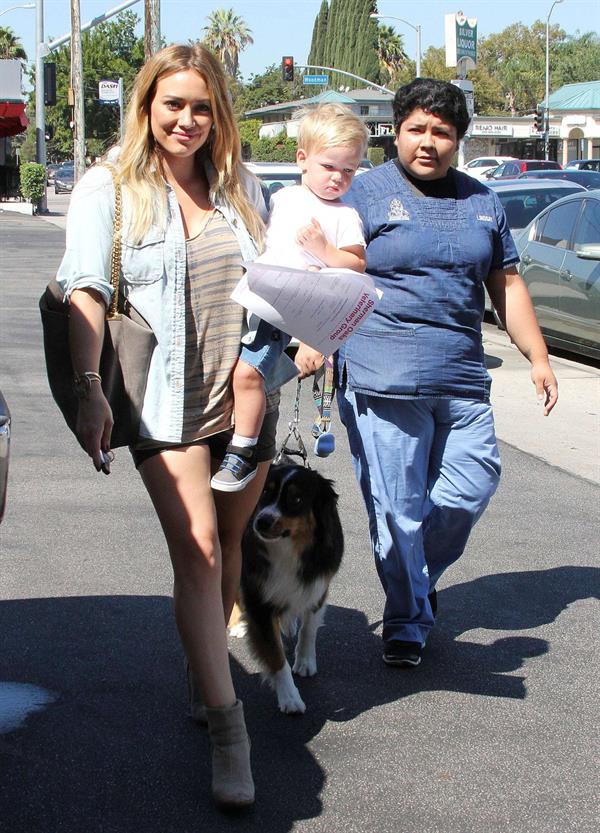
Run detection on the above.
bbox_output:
[0,101,28,138]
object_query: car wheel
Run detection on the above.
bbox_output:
[493,308,505,330]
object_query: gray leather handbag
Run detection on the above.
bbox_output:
[39,166,157,449]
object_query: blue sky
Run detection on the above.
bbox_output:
[6,0,600,82]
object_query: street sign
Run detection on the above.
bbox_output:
[98,79,119,103]
[303,75,329,85]
[445,12,477,70]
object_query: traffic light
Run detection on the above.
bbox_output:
[45,125,54,141]
[282,56,294,82]
[44,62,56,106]
[533,107,545,133]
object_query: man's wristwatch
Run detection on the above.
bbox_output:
[73,371,102,400]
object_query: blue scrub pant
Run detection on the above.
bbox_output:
[338,388,501,646]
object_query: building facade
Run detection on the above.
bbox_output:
[244,81,600,165]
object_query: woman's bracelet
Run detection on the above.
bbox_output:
[73,371,102,399]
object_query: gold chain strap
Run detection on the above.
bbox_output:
[103,163,123,321]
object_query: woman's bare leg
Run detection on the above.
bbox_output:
[213,459,271,622]
[139,444,234,708]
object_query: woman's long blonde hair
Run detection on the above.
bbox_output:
[117,44,264,244]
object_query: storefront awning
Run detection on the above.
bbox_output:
[0,101,28,138]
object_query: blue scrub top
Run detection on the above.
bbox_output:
[339,162,519,401]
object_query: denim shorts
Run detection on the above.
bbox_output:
[130,404,280,470]
[240,318,292,385]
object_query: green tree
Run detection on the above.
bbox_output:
[202,8,253,78]
[420,46,454,83]
[553,31,600,88]
[477,21,562,114]
[376,24,408,86]
[0,25,27,60]
[306,0,381,89]
[355,0,380,85]
[234,64,300,117]
[38,11,144,161]
[252,135,297,162]
[307,0,329,69]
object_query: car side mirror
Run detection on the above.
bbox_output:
[575,244,600,260]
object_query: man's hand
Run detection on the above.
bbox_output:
[531,361,558,416]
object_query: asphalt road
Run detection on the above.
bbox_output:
[1,209,598,833]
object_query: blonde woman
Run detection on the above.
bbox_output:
[56,44,275,808]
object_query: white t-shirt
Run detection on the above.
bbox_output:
[257,184,365,269]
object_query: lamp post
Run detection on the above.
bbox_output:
[545,0,564,160]
[370,13,421,79]
[0,3,35,17]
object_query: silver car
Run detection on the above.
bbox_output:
[517,190,600,360]
[484,179,586,321]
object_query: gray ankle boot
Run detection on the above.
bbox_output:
[205,699,255,808]
[184,657,207,725]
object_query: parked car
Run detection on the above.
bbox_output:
[517,168,600,190]
[46,163,61,185]
[483,179,586,321]
[356,158,374,174]
[0,389,10,523]
[54,164,75,194]
[487,179,586,235]
[244,161,301,209]
[517,190,600,360]
[484,159,562,181]
[564,159,600,172]
[457,155,515,181]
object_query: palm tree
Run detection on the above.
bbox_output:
[376,24,407,85]
[0,26,27,61]
[202,8,253,78]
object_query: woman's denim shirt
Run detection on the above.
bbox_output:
[56,161,293,442]
[339,162,519,401]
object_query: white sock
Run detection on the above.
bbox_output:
[232,433,258,448]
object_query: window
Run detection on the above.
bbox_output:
[468,158,496,168]
[573,200,600,246]
[360,105,369,115]
[539,201,582,249]
[532,214,548,242]
[504,163,519,176]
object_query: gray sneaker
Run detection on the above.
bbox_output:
[210,444,258,492]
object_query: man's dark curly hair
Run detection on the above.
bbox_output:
[393,78,470,140]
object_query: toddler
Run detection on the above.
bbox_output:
[211,104,369,491]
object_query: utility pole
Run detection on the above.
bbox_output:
[34,0,47,211]
[144,0,160,60]
[70,0,85,182]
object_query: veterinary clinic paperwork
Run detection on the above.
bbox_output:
[233,263,382,354]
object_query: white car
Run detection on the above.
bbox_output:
[458,156,516,181]
[243,161,301,208]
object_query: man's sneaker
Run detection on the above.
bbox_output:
[210,444,258,492]
[382,640,423,667]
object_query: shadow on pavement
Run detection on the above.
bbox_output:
[1,564,598,832]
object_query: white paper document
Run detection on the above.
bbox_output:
[232,262,382,355]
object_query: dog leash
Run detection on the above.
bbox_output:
[274,379,310,467]
[311,356,335,458]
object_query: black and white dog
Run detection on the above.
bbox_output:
[241,462,343,714]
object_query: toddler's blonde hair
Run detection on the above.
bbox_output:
[294,103,370,158]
